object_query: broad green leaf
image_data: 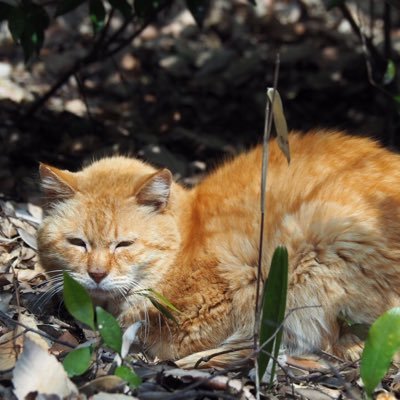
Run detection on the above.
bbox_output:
[258,246,288,382]
[0,2,12,22]
[89,0,106,32]
[55,0,86,16]
[108,0,132,19]
[115,365,142,388]
[384,59,396,85]
[63,346,92,377]
[361,307,400,398]
[63,272,95,329]
[185,0,210,27]
[96,306,122,353]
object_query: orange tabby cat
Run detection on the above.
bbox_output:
[37,130,400,367]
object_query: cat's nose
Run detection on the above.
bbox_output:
[89,271,108,283]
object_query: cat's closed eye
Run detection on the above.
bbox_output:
[67,237,87,250]
[115,240,135,249]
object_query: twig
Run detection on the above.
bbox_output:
[193,345,253,369]
[338,2,384,72]
[74,73,95,126]
[253,53,280,400]
[0,310,76,349]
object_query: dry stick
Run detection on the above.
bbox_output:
[0,310,76,349]
[253,54,280,400]
[338,2,384,71]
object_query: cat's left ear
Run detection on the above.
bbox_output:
[136,169,172,211]
[39,163,77,201]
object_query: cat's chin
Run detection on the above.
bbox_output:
[89,289,122,314]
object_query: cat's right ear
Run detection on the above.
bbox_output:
[39,163,77,201]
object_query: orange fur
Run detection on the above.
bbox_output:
[37,130,400,367]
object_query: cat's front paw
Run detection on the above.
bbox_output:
[331,333,364,361]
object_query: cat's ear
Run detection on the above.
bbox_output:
[39,163,77,200]
[136,169,172,211]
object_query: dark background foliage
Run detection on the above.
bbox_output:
[0,0,399,201]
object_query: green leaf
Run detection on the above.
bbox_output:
[361,307,400,398]
[7,6,25,41]
[0,2,12,22]
[149,297,179,324]
[145,289,181,313]
[115,365,142,388]
[393,94,400,104]
[258,246,288,382]
[55,0,86,16]
[384,59,396,85]
[136,289,180,324]
[89,0,106,32]
[63,346,92,377]
[63,271,95,329]
[108,0,132,19]
[7,1,50,61]
[185,0,210,27]
[96,306,122,353]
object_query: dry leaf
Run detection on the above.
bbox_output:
[49,331,79,356]
[267,88,290,163]
[294,387,339,400]
[12,337,78,400]
[0,330,23,372]
[16,228,38,250]
[93,394,138,400]
[79,375,125,396]
[121,321,142,359]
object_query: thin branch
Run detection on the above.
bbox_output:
[193,346,253,369]
[0,310,76,349]
[338,2,384,72]
[253,53,280,400]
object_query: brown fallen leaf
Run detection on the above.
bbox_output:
[49,331,79,357]
[79,375,126,396]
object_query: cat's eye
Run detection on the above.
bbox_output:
[67,237,87,249]
[115,240,135,249]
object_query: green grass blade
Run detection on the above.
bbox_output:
[361,307,400,398]
[96,306,122,353]
[63,272,95,329]
[258,246,288,382]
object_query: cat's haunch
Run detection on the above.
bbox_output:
[37,130,400,367]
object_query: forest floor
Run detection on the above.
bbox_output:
[1,0,400,398]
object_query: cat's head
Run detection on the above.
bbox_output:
[37,157,183,302]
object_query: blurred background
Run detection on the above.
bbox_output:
[0,0,399,202]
